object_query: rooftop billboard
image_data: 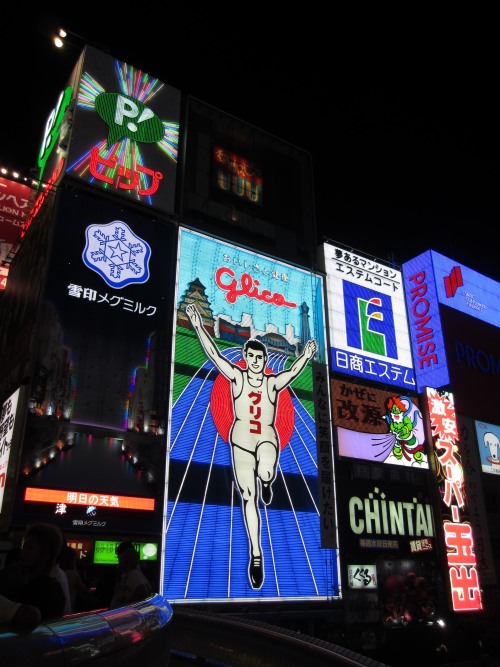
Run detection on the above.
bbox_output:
[65,45,181,213]
[403,250,499,399]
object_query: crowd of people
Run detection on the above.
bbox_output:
[0,523,154,630]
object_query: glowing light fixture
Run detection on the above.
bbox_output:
[52,27,109,53]
[54,28,67,48]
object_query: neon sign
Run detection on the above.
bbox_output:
[212,145,263,205]
[37,86,73,187]
[89,147,164,196]
[21,158,64,238]
[426,387,482,612]
[66,47,181,213]
[215,266,297,307]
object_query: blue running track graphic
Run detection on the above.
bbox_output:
[162,348,339,602]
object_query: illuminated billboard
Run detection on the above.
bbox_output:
[426,388,482,612]
[212,145,263,205]
[441,305,499,422]
[0,388,21,511]
[0,177,32,291]
[474,419,500,476]
[93,540,158,564]
[335,459,437,557]
[163,227,339,603]
[323,243,415,390]
[35,52,83,191]
[332,378,429,469]
[66,45,181,214]
[335,458,441,627]
[458,415,496,586]
[347,564,377,589]
[427,251,499,326]
[402,250,500,394]
[11,188,176,535]
[181,98,317,266]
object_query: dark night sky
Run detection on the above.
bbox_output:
[3,8,498,280]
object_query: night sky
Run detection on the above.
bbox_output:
[3,7,498,280]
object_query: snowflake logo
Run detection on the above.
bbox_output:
[82,220,151,289]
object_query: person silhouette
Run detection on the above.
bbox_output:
[59,545,95,613]
[109,542,153,609]
[9,522,67,621]
[186,303,317,589]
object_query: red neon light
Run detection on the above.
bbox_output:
[24,487,154,511]
[426,388,482,612]
[89,146,164,197]
[443,266,463,298]
[21,157,65,238]
[435,438,465,507]
[215,266,297,307]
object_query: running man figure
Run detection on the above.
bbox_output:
[186,304,317,589]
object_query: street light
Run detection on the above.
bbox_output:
[52,27,109,53]
[53,28,81,49]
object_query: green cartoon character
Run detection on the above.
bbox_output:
[384,396,425,464]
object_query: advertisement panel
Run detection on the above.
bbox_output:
[313,362,337,548]
[163,227,339,602]
[335,464,436,557]
[93,540,158,564]
[212,145,263,206]
[441,305,499,423]
[0,386,29,532]
[347,564,377,589]
[402,251,450,392]
[430,250,499,327]
[181,98,316,266]
[66,45,181,214]
[0,177,32,291]
[323,243,415,390]
[0,388,21,513]
[11,188,176,536]
[332,378,429,469]
[0,177,32,243]
[426,388,482,612]
[403,250,500,394]
[335,458,440,627]
[34,50,84,190]
[474,419,500,477]
[458,416,496,586]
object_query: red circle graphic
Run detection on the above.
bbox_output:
[210,360,294,450]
